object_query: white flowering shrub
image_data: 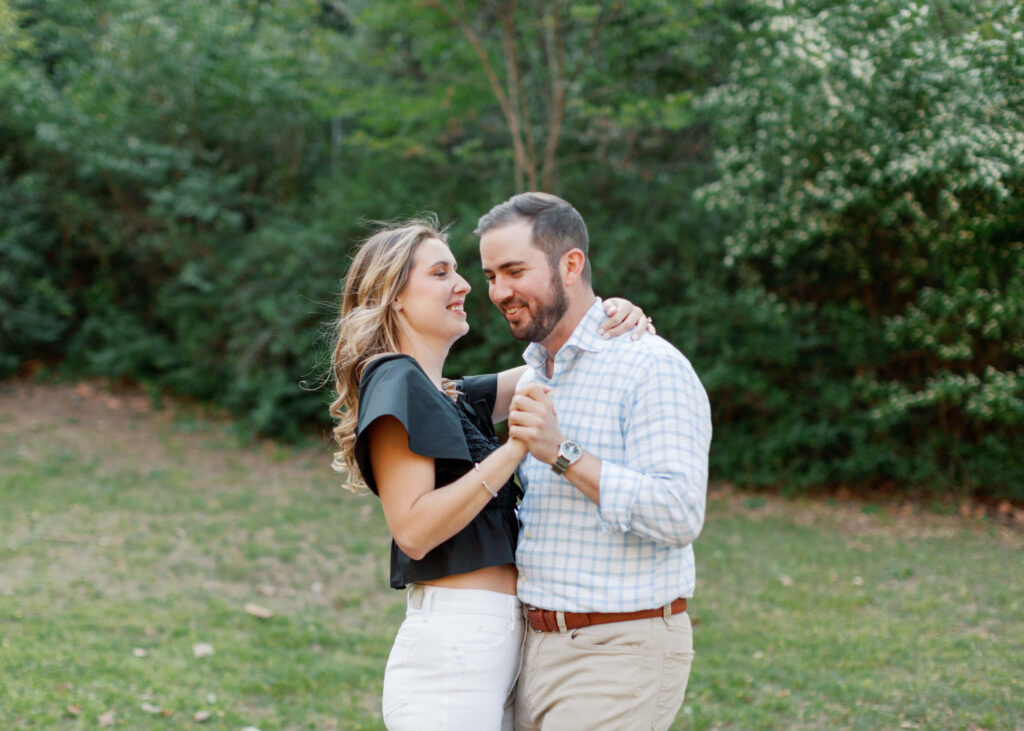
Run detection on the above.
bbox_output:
[697,0,1024,496]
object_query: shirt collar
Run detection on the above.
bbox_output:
[522,297,609,370]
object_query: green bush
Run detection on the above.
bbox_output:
[1,0,354,433]
[696,0,1024,496]
[0,167,73,375]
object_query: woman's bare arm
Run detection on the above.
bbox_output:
[369,415,528,560]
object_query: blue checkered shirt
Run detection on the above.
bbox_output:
[515,298,712,613]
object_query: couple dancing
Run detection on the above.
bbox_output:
[329,192,712,730]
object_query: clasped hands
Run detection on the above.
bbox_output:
[507,298,652,465]
[507,383,562,466]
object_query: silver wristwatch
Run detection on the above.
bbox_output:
[551,439,583,475]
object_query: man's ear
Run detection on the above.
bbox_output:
[561,249,586,286]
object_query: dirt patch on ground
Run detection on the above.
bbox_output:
[0,377,332,488]
[0,378,387,607]
[708,482,1024,549]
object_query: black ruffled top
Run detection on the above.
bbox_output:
[354,354,521,589]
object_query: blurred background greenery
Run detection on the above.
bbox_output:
[2,0,1021,498]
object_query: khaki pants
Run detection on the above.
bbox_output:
[514,609,694,731]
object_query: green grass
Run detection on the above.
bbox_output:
[1,384,1022,729]
[687,508,1023,729]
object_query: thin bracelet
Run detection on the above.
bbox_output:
[473,462,499,498]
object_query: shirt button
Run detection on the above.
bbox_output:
[525,531,533,539]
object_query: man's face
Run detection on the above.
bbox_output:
[480,220,567,344]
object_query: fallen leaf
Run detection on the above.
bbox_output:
[98,710,116,727]
[132,647,149,658]
[194,710,213,722]
[66,705,82,717]
[852,576,864,586]
[245,603,274,619]
[193,642,214,658]
[778,574,794,587]
[141,702,162,714]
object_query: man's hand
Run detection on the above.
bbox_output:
[508,383,562,465]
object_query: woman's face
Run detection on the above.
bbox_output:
[394,237,472,348]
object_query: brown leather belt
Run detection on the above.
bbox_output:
[527,598,687,633]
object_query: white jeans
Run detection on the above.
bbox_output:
[382,584,524,731]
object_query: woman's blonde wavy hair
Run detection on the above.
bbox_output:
[329,217,449,492]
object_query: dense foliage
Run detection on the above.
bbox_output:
[696,0,1024,495]
[1,0,1021,496]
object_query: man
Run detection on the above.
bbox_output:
[477,192,712,731]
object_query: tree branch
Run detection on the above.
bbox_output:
[421,0,530,188]
[540,2,566,190]
[500,0,537,189]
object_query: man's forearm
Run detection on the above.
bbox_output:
[596,458,706,547]
[542,441,704,546]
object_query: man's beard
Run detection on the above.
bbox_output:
[505,269,568,343]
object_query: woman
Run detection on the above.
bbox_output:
[329,218,651,730]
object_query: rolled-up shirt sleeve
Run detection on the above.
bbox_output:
[596,352,712,547]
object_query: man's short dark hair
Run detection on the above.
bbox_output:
[474,192,591,284]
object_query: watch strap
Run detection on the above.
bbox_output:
[551,440,581,475]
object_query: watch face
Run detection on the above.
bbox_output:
[561,441,582,461]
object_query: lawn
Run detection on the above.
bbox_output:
[1,381,1022,730]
